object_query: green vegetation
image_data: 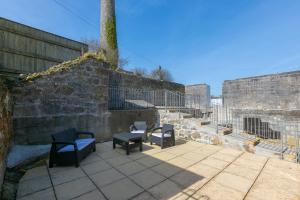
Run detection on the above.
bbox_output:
[24,52,107,82]
[105,16,118,50]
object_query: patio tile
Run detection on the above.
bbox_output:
[180,152,208,162]
[80,153,103,165]
[152,152,177,161]
[96,143,113,153]
[233,158,265,171]
[224,163,260,180]
[186,163,220,178]
[199,157,229,170]
[72,189,106,200]
[168,192,190,200]
[101,178,143,200]
[106,156,131,167]
[20,166,48,182]
[17,188,55,200]
[151,162,182,177]
[81,160,111,175]
[245,170,300,200]
[115,161,146,176]
[50,167,86,185]
[170,169,206,189]
[90,168,125,187]
[167,157,195,168]
[131,192,156,200]
[17,176,52,197]
[263,158,300,178]
[131,169,166,189]
[54,176,96,200]
[213,172,253,193]
[182,178,210,196]
[128,151,147,160]
[194,181,244,200]
[136,156,162,167]
[218,148,243,157]
[98,150,122,160]
[210,152,238,162]
[148,179,182,200]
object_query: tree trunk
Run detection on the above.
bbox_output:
[100,0,118,68]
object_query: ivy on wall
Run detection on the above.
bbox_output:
[105,16,118,50]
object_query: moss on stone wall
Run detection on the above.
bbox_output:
[24,52,107,82]
[105,16,118,50]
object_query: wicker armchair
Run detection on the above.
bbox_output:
[150,124,175,149]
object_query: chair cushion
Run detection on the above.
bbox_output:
[131,130,145,134]
[58,138,95,152]
[152,132,171,138]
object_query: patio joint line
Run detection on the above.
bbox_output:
[242,157,270,200]
[79,165,110,200]
[140,146,224,199]
[182,151,245,198]
[46,164,58,200]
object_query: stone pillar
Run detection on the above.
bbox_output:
[100,0,119,68]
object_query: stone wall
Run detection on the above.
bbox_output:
[223,71,300,110]
[12,58,184,144]
[185,84,211,109]
[109,71,184,92]
[0,78,12,191]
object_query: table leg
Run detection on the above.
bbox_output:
[139,140,143,152]
[126,142,130,155]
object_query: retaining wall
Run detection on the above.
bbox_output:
[0,78,12,191]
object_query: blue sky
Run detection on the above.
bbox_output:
[1,0,300,95]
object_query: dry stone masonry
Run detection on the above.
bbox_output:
[12,57,184,144]
[0,78,12,190]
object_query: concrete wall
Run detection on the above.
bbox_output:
[12,58,184,144]
[185,84,211,109]
[0,78,12,191]
[0,17,88,77]
[223,71,300,110]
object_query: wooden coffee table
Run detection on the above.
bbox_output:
[113,132,143,155]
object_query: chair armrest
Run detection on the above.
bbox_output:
[150,127,163,135]
[130,125,137,132]
[77,131,94,138]
[163,130,174,136]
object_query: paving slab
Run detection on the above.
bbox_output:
[167,157,195,168]
[115,161,146,176]
[148,179,183,200]
[101,178,143,200]
[199,157,229,170]
[210,152,239,162]
[90,168,125,188]
[194,181,244,200]
[80,153,103,165]
[50,167,86,186]
[131,191,156,200]
[224,163,260,180]
[131,169,166,189]
[17,175,52,197]
[17,187,55,200]
[54,176,96,200]
[151,162,183,178]
[136,156,163,167]
[19,166,48,182]
[106,156,132,167]
[72,189,106,200]
[81,160,111,175]
[213,172,253,193]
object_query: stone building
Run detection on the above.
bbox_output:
[185,84,211,109]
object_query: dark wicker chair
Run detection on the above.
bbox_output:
[49,128,96,168]
[150,124,175,149]
[130,121,148,141]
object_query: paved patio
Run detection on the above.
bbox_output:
[16,141,300,200]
